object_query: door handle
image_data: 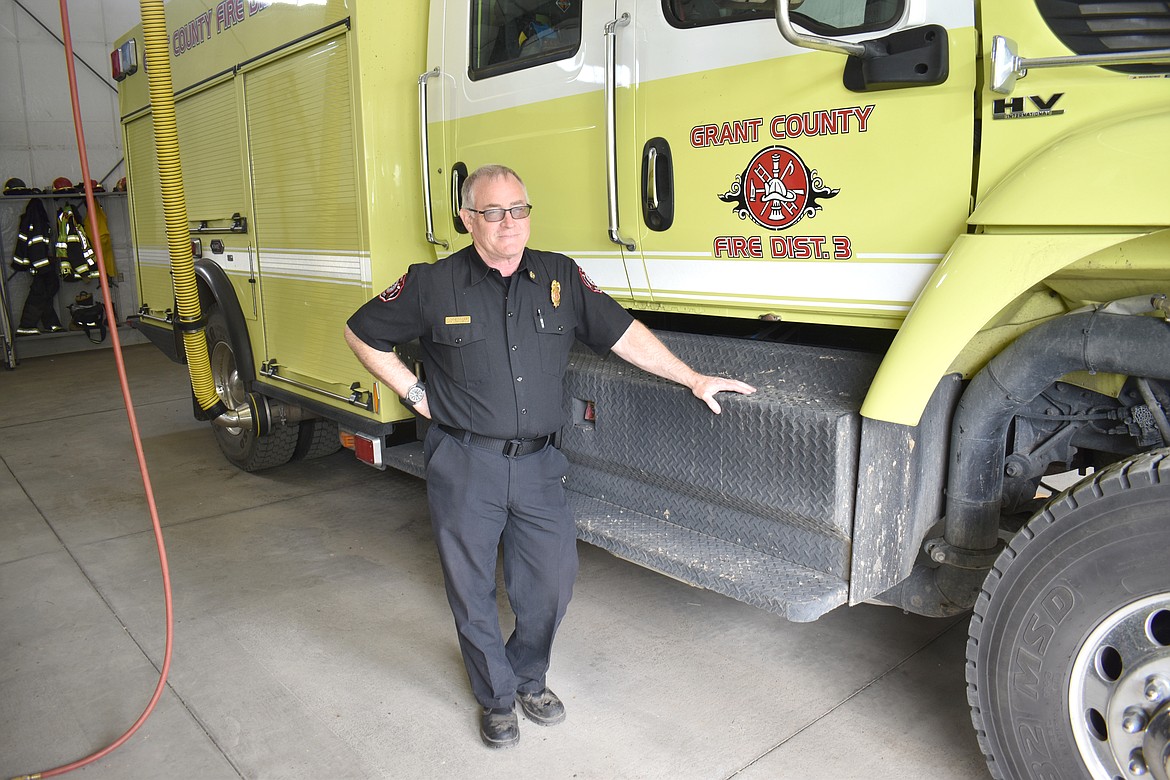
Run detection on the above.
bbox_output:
[642,138,674,232]
[647,147,659,211]
[604,13,634,251]
[451,162,468,234]
[418,68,448,249]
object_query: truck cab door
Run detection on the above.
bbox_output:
[428,0,634,299]
[622,1,976,326]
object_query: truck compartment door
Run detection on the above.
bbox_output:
[176,79,255,320]
[125,113,170,320]
[126,78,255,323]
[241,32,369,390]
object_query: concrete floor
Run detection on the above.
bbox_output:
[1,344,992,779]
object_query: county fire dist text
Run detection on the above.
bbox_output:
[713,235,853,260]
[691,105,875,147]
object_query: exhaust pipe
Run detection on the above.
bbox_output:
[881,300,1170,615]
[209,395,316,434]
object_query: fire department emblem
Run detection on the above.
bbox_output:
[378,273,407,302]
[719,146,838,230]
[578,266,601,293]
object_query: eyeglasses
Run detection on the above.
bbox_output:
[465,204,533,222]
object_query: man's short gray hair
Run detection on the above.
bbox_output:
[461,164,528,210]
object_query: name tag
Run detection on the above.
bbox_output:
[445,315,471,325]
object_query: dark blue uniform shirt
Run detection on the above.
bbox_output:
[347,245,634,440]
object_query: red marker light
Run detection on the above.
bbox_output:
[111,39,137,82]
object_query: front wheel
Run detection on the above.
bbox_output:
[968,448,1170,780]
[205,304,297,471]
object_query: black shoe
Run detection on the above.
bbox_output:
[46,325,66,333]
[517,688,566,726]
[480,707,519,748]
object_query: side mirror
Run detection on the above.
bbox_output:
[986,34,1170,94]
[990,35,1021,94]
[774,0,864,58]
[775,0,949,92]
[843,25,949,92]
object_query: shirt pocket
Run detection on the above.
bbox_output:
[430,322,491,386]
[534,309,572,377]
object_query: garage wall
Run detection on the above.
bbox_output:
[0,0,140,190]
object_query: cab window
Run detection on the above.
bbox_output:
[470,0,583,79]
[665,0,902,35]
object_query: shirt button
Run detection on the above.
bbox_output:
[521,409,527,415]
[511,345,518,351]
[516,376,523,382]
[507,311,514,317]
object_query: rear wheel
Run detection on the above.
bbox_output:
[968,448,1170,780]
[205,305,297,471]
[292,418,342,460]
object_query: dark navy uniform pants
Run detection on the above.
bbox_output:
[423,424,578,709]
[17,270,62,330]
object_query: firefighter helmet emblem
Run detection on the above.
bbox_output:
[719,146,838,231]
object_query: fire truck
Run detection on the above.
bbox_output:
[113,1,1170,777]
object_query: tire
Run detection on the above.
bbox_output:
[292,418,342,461]
[967,448,1170,780]
[205,305,297,471]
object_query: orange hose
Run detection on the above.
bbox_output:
[10,2,175,777]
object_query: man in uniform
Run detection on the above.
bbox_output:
[345,164,755,748]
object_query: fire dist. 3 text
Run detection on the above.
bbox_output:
[714,235,852,260]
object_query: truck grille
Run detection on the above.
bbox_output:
[1035,0,1170,73]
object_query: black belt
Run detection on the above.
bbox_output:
[438,424,555,458]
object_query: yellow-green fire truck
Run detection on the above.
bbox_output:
[114,2,1170,777]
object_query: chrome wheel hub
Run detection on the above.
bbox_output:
[210,339,246,436]
[1070,594,1170,779]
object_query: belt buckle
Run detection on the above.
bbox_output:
[503,439,523,458]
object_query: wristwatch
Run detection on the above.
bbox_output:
[402,382,426,408]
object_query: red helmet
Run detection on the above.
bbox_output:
[52,176,75,192]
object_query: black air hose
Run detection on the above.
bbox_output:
[945,309,1170,555]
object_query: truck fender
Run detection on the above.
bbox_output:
[971,109,1170,229]
[193,258,256,384]
[860,230,1148,426]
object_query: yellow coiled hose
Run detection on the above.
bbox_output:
[139,0,221,414]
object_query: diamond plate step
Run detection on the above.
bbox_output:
[562,332,878,577]
[571,491,847,622]
[381,440,426,478]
